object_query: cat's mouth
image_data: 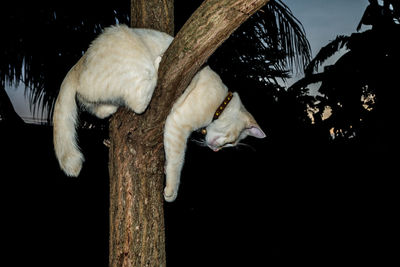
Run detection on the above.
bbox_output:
[207,143,222,152]
[207,142,235,152]
[206,136,236,152]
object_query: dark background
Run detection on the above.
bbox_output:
[1,0,397,266]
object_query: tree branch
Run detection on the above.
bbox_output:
[151,0,270,122]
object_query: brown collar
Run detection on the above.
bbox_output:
[212,91,233,120]
[201,91,233,135]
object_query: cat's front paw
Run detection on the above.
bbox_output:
[164,186,178,202]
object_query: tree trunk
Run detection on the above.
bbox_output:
[109,2,173,266]
[109,0,269,266]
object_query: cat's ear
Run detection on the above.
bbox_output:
[246,125,266,139]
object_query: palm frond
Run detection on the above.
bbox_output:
[0,3,130,123]
[262,0,312,72]
[305,35,350,76]
[209,0,311,87]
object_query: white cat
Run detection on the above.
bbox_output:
[53,25,266,202]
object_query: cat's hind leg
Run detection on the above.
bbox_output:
[124,68,158,114]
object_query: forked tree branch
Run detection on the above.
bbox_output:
[151,0,270,123]
[109,1,270,265]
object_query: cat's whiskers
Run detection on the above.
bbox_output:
[191,136,255,152]
[234,142,256,152]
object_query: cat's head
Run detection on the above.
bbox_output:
[204,92,266,152]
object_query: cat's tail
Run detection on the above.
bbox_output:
[53,58,84,177]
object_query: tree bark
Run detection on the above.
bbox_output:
[109,2,173,266]
[109,0,269,266]
[130,0,174,35]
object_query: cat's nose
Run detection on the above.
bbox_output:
[206,136,222,152]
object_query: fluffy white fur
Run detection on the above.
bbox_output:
[53,25,265,202]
